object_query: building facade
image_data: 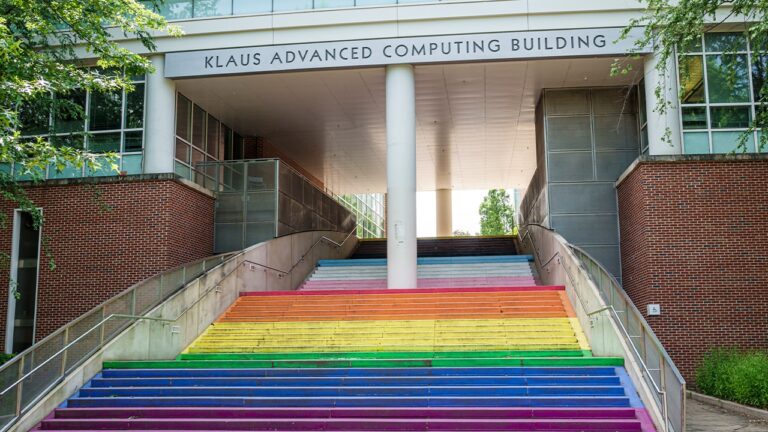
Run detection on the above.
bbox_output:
[3,0,767,384]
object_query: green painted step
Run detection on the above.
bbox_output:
[177,350,594,361]
[104,356,623,370]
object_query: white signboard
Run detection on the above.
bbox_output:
[165,27,647,79]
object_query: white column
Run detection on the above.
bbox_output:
[386,64,417,289]
[144,55,177,174]
[436,188,452,237]
[644,52,683,155]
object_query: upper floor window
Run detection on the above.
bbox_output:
[678,32,766,154]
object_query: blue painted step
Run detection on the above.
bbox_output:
[317,255,534,267]
[67,395,633,408]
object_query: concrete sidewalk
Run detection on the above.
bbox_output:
[687,397,768,431]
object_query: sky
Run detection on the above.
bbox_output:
[416,189,505,237]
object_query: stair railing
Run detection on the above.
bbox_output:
[519,224,685,432]
[0,228,357,432]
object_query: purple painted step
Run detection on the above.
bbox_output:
[40,418,643,431]
[38,408,655,431]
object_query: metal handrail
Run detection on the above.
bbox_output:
[518,224,685,432]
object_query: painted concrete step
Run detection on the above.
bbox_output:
[101,366,622,378]
[40,417,643,431]
[299,277,539,289]
[317,256,534,266]
[89,376,622,388]
[175,351,593,361]
[239,286,565,296]
[103,357,625,370]
[66,395,634,408]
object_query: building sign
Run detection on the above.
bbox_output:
[165,27,648,78]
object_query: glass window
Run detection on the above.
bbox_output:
[679,56,705,104]
[19,98,51,136]
[125,84,144,129]
[233,0,272,14]
[713,131,753,153]
[122,154,143,174]
[206,115,220,158]
[192,105,206,149]
[124,131,143,152]
[705,32,747,52]
[710,106,751,129]
[274,0,313,11]
[315,0,355,7]
[706,54,751,103]
[176,94,192,141]
[159,0,193,19]
[194,0,233,17]
[176,138,191,162]
[682,106,707,129]
[753,55,767,103]
[89,90,122,131]
[683,132,709,154]
[52,133,85,150]
[88,132,121,153]
[53,90,86,133]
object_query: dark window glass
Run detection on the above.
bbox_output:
[89,90,122,131]
[207,115,220,158]
[682,106,708,129]
[680,36,703,53]
[705,32,747,52]
[710,106,751,129]
[679,56,705,103]
[19,98,51,136]
[88,132,121,153]
[753,55,768,103]
[192,105,206,149]
[176,94,192,141]
[706,54,751,103]
[124,131,143,152]
[125,84,144,129]
[175,138,190,162]
[53,90,86,133]
[52,133,85,150]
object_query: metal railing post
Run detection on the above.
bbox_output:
[59,327,69,377]
[14,359,23,417]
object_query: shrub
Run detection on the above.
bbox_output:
[0,353,14,366]
[696,348,768,409]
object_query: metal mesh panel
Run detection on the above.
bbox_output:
[102,292,133,341]
[19,332,65,408]
[161,268,184,298]
[0,362,21,427]
[134,279,160,315]
[63,311,103,373]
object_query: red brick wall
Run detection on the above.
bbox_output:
[0,176,214,345]
[617,157,768,385]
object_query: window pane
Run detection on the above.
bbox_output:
[125,84,144,129]
[206,115,220,158]
[680,36,703,53]
[124,131,143,152]
[706,54,750,103]
[176,138,191,163]
[89,90,122,131]
[315,0,355,7]
[176,94,192,141]
[679,56,705,103]
[159,0,192,19]
[233,0,271,13]
[53,90,86,133]
[705,32,747,52]
[88,132,121,153]
[274,0,312,11]
[194,0,232,17]
[19,98,51,136]
[192,105,206,149]
[682,106,707,129]
[712,131,754,153]
[683,132,710,154]
[121,154,143,174]
[710,106,751,129]
[753,55,767,103]
[52,133,85,150]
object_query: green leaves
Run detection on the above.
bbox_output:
[479,189,516,236]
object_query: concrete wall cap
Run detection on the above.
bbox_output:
[615,153,768,187]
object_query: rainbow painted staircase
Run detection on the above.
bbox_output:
[34,255,655,431]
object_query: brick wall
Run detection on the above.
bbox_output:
[617,156,768,385]
[0,175,215,345]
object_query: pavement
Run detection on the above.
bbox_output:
[687,397,768,431]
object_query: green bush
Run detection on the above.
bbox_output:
[696,348,768,409]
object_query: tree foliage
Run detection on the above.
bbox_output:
[0,0,180,230]
[479,189,516,236]
[620,0,767,151]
